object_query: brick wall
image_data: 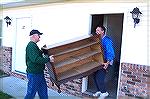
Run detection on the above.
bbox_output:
[0,46,12,74]
[118,63,150,99]
[44,66,83,97]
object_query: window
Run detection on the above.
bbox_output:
[0,20,2,46]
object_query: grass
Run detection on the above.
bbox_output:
[0,70,5,76]
[0,91,13,99]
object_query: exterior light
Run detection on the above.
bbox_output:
[4,16,12,27]
[130,7,142,28]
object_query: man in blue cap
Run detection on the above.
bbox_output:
[25,29,54,99]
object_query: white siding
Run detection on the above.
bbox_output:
[2,3,149,72]
[120,4,149,65]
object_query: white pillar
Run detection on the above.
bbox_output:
[81,76,88,93]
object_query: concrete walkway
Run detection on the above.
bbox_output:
[0,76,81,99]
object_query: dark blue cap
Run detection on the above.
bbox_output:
[29,29,43,36]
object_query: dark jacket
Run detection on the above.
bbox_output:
[25,41,49,74]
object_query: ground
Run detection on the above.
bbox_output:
[0,70,13,99]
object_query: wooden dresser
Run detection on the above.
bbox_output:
[42,34,104,93]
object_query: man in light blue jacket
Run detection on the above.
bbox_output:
[93,25,115,99]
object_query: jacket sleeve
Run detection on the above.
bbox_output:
[105,38,115,61]
[27,43,50,64]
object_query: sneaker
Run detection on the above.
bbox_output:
[93,91,101,97]
[98,92,109,99]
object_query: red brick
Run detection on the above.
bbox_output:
[123,71,132,74]
[127,74,136,78]
[127,80,135,85]
[132,78,141,83]
[143,74,150,78]
[119,63,150,99]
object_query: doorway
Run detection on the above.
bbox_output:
[87,13,124,98]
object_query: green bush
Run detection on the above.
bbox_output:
[0,70,6,76]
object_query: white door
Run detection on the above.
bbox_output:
[15,17,31,73]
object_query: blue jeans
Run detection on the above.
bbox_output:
[94,65,112,93]
[94,68,107,93]
[24,73,48,99]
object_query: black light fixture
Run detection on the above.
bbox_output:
[130,7,142,28]
[4,16,12,27]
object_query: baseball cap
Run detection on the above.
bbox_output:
[29,29,43,36]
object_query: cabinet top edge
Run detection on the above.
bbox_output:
[42,34,99,49]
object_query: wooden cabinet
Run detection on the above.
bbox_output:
[42,34,104,93]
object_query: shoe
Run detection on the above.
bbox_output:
[98,92,109,99]
[93,91,101,97]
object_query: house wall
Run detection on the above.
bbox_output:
[2,3,149,67]
[120,4,149,66]
[1,2,149,98]
[117,4,150,98]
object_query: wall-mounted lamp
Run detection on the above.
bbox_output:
[4,16,12,27]
[130,7,142,28]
